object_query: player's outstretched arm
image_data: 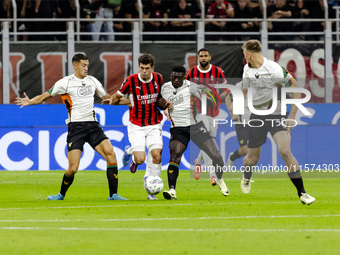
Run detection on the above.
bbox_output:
[156,97,173,110]
[15,92,51,108]
[117,97,131,107]
[101,93,123,105]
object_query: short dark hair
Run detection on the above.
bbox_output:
[72,53,88,63]
[242,40,262,53]
[197,48,210,55]
[172,66,186,74]
[138,54,155,66]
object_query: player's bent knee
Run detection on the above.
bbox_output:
[170,155,181,164]
[67,168,78,176]
[278,148,292,160]
[240,146,248,156]
[152,154,162,164]
[244,155,259,166]
[134,157,145,165]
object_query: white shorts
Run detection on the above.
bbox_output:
[128,123,163,152]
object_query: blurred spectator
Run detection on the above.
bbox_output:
[229,0,254,40]
[187,0,202,18]
[291,0,310,39]
[205,0,234,40]
[168,0,195,40]
[162,0,176,12]
[113,4,126,40]
[247,0,259,9]
[0,0,10,40]
[124,0,140,38]
[143,0,168,41]
[0,0,10,19]
[309,0,335,40]
[55,0,76,40]
[16,0,33,41]
[251,0,265,38]
[267,0,292,41]
[54,0,92,41]
[30,0,58,40]
[204,0,215,10]
[91,0,116,41]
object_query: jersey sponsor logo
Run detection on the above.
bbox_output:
[169,94,184,106]
[137,93,158,105]
[77,86,93,97]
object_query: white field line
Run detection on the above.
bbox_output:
[1,227,340,232]
[0,214,339,223]
[0,201,303,211]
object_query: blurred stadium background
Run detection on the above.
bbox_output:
[1,0,340,171]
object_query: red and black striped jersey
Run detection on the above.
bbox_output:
[118,72,163,127]
[206,1,234,19]
[186,65,228,117]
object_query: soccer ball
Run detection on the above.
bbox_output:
[144,176,164,195]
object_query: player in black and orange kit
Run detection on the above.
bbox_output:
[103,53,172,200]
[186,48,229,185]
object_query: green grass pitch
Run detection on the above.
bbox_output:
[0,170,339,255]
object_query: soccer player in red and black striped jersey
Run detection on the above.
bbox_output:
[103,53,172,200]
[186,48,229,185]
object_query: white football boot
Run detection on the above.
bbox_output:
[241,176,251,194]
[300,193,315,205]
[163,188,177,200]
[216,178,230,196]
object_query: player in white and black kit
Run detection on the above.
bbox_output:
[225,81,251,168]
[161,66,229,199]
[16,54,129,201]
[241,40,315,205]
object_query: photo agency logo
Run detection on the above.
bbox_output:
[197,84,312,128]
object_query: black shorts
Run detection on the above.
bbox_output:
[190,121,213,148]
[235,124,250,147]
[67,121,108,152]
[170,126,190,147]
[247,114,288,149]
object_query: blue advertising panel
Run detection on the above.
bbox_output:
[0,104,339,170]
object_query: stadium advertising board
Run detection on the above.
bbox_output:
[0,104,339,171]
[1,43,340,104]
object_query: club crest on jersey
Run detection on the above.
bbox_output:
[154,82,158,90]
[82,82,86,86]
